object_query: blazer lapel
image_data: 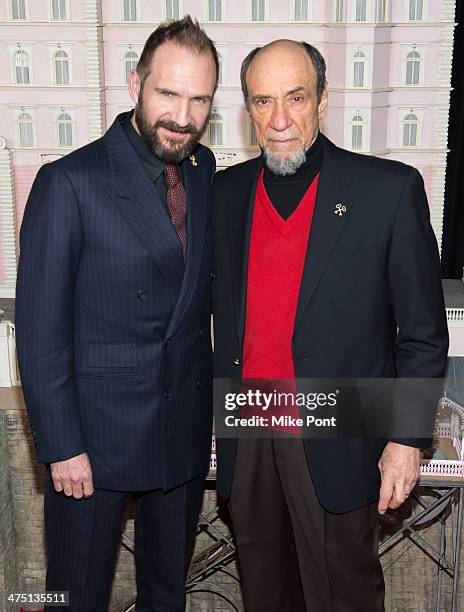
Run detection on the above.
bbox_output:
[226,158,261,348]
[294,135,354,331]
[101,114,185,293]
[166,155,209,336]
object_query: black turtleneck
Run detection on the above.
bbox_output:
[263,131,323,220]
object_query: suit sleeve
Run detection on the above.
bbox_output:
[15,162,86,464]
[387,167,449,447]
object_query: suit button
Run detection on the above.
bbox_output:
[165,338,171,348]
[210,272,216,281]
[137,289,148,300]
[196,378,203,388]
[163,391,171,400]
[199,329,204,338]
[233,357,241,366]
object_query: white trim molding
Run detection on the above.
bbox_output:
[83,0,106,142]
[0,140,18,298]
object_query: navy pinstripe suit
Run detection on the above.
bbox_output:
[15,112,216,610]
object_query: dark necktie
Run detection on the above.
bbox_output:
[164,163,187,258]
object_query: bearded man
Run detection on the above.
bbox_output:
[16,16,217,612]
[212,40,448,611]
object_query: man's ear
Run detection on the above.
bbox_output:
[318,81,328,121]
[128,69,141,105]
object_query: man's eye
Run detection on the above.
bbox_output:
[292,96,304,103]
[193,97,206,104]
[161,91,173,98]
[256,99,268,106]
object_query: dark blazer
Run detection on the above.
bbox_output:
[16,112,216,492]
[212,133,448,513]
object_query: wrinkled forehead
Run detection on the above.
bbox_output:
[247,43,317,96]
[146,40,216,80]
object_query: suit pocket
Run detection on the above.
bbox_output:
[333,245,384,271]
[79,342,137,377]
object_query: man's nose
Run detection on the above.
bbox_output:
[269,101,292,132]
[172,99,190,128]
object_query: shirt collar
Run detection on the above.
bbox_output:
[122,111,166,183]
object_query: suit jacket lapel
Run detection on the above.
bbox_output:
[166,156,209,336]
[294,134,354,331]
[226,158,261,348]
[101,114,185,295]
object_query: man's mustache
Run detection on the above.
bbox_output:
[154,119,199,136]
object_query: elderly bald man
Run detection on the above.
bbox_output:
[212,40,448,611]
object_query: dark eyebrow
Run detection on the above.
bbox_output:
[251,86,306,102]
[251,94,272,101]
[192,95,213,102]
[155,87,178,96]
[286,86,306,96]
[154,88,212,102]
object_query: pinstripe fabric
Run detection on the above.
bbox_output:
[44,469,205,611]
[16,111,216,492]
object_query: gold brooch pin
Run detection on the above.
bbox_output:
[334,203,347,217]
[189,155,198,167]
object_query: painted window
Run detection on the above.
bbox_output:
[353,51,365,87]
[355,0,367,21]
[351,115,364,150]
[14,50,30,84]
[409,0,423,20]
[54,50,70,85]
[51,0,66,20]
[406,51,421,85]
[250,122,258,146]
[123,0,137,21]
[402,113,418,147]
[18,112,33,146]
[124,50,139,84]
[295,0,309,21]
[376,0,388,21]
[11,0,26,19]
[217,52,223,86]
[209,112,224,146]
[251,0,265,21]
[209,0,222,21]
[166,0,179,20]
[58,113,73,147]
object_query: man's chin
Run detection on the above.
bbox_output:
[267,146,300,159]
[263,145,307,176]
[155,140,197,163]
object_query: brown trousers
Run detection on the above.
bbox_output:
[229,437,385,612]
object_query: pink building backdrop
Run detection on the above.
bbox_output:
[0,0,456,298]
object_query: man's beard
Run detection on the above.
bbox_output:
[263,145,306,177]
[134,96,209,163]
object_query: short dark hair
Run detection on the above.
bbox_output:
[240,41,327,107]
[137,15,219,90]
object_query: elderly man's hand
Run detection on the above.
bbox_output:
[50,452,94,499]
[377,442,420,514]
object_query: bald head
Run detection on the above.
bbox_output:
[240,39,327,108]
[241,38,328,176]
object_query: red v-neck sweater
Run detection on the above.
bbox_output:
[242,170,319,429]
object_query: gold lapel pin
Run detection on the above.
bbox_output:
[334,203,347,217]
[189,155,198,167]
